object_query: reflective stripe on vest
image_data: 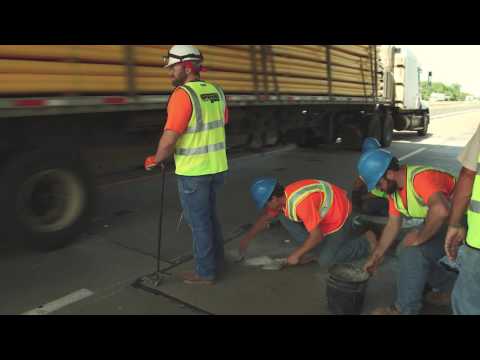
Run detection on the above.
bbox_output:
[370,187,388,199]
[184,119,225,134]
[392,165,456,218]
[175,142,225,156]
[286,180,333,222]
[467,157,480,249]
[174,81,228,176]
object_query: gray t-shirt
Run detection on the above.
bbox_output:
[458,123,480,171]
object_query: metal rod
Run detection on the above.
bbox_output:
[157,166,166,274]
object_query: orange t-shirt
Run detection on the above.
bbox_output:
[388,168,456,216]
[268,179,351,235]
[164,87,229,135]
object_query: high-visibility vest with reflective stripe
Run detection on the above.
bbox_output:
[370,188,388,199]
[285,180,334,222]
[467,155,480,249]
[392,165,456,218]
[174,81,228,176]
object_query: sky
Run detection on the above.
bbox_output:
[401,45,480,96]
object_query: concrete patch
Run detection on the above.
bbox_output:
[150,226,404,315]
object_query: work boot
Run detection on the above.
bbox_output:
[424,290,451,307]
[370,305,401,315]
[180,271,215,285]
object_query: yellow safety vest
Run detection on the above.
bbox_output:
[392,165,456,218]
[174,80,228,176]
[467,154,480,249]
[370,188,388,199]
[285,180,334,222]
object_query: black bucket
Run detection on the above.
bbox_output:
[326,263,370,315]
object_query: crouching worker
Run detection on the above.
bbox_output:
[351,137,389,217]
[359,149,458,315]
[238,177,377,267]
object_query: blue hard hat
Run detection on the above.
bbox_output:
[250,177,277,210]
[357,149,393,192]
[362,137,381,153]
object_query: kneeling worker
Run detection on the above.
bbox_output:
[359,148,458,315]
[239,177,376,266]
[351,137,389,217]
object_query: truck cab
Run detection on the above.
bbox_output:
[379,45,430,136]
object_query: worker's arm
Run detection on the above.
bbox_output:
[364,215,402,274]
[445,167,476,260]
[286,226,324,265]
[145,89,190,170]
[154,130,181,164]
[404,192,450,247]
[239,210,277,255]
[144,130,182,171]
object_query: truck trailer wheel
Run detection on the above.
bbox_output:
[366,114,382,142]
[295,129,315,148]
[338,124,363,150]
[418,114,429,137]
[0,149,95,251]
[380,113,394,147]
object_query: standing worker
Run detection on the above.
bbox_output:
[444,124,480,315]
[145,45,229,285]
[239,177,377,266]
[359,149,457,315]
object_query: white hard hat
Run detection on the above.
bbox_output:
[164,45,203,68]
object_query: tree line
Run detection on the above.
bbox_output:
[421,81,472,101]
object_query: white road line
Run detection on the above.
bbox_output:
[22,289,94,315]
[399,147,426,161]
[431,109,480,120]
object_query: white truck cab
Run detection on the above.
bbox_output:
[379,45,430,136]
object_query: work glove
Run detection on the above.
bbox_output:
[144,155,157,171]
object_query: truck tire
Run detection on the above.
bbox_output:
[380,113,394,147]
[295,129,315,148]
[339,124,363,150]
[417,114,429,137]
[0,148,96,251]
[366,113,382,141]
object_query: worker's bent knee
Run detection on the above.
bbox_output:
[396,244,425,266]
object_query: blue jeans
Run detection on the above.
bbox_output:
[451,245,480,315]
[394,224,455,315]
[177,172,226,279]
[277,215,371,266]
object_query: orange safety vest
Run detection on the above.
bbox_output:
[284,180,334,222]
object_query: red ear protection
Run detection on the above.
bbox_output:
[182,61,207,73]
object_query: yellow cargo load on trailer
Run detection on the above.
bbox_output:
[0,45,379,97]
